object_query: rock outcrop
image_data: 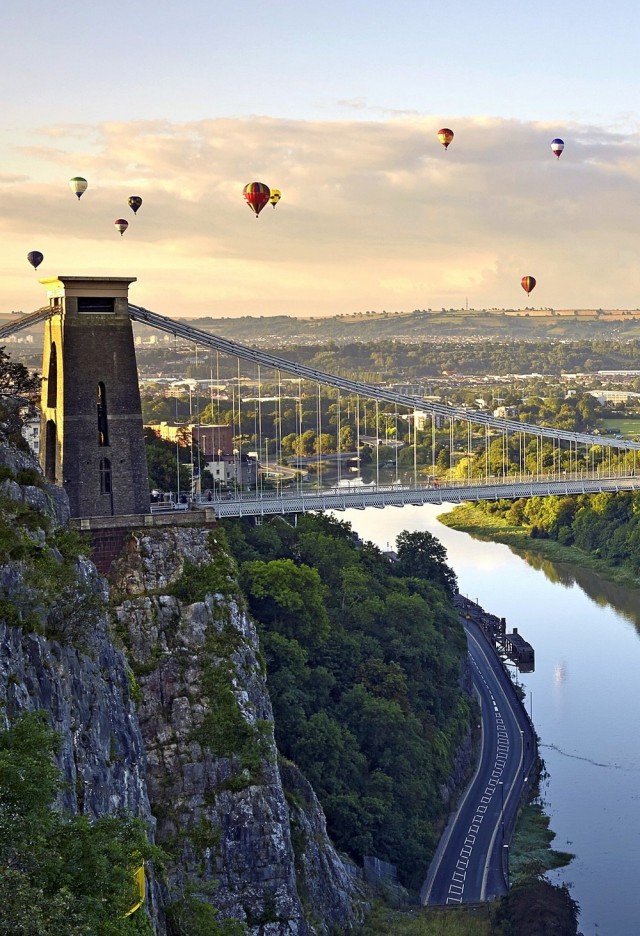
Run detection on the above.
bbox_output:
[0,441,161,924]
[110,525,362,934]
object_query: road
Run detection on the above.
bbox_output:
[422,618,536,905]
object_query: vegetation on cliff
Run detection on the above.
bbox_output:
[225,515,471,891]
[0,711,159,936]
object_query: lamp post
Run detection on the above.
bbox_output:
[499,780,504,841]
[503,844,510,890]
[233,448,239,496]
[520,729,525,781]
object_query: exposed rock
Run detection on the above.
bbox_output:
[280,762,366,932]
[0,457,161,929]
[111,526,362,935]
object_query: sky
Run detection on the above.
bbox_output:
[4,0,640,318]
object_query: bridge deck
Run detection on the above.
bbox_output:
[149,475,640,519]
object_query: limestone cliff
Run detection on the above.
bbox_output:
[110,526,361,934]
[0,440,160,923]
[0,436,362,934]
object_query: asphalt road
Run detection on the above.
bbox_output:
[422,618,536,905]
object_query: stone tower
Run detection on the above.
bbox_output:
[39,276,150,519]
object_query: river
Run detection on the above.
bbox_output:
[340,504,640,936]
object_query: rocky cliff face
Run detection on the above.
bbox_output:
[0,440,161,922]
[0,437,362,934]
[110,526,362,934]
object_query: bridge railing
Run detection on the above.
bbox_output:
[149,468,640,512]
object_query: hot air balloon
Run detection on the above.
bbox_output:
[128,195,143,214]
[521,275,536,295]
[551,138,565,159]
[114,218,129,236]
[27,251,43,271]
[269,189,281,208]
[69,176,88,199]
[437,128,454,150]
[243,182,271,218]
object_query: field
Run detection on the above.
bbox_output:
[600,417,640,439]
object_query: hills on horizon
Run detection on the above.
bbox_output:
[183,307,640,344]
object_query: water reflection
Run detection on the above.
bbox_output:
[554,661,567,686]
[504,548,640,634]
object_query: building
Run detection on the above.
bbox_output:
[21,413,40,456]
[205,452,257,490]
[191,424,233,457]
[493,405,519,419]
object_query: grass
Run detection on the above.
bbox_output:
[600,416,640,438]
[509,804,574,884]
[356,903,498,935]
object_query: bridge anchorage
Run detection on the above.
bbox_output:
[2,274,640,524]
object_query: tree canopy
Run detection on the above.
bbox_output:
[227,514,470,890]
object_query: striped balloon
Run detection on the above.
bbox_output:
[69,176,88,199]
[243,181,271,218]
[521,275,536,295]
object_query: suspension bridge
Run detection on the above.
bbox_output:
[3,298,640,520]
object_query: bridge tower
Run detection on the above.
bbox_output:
[38,276,150,519]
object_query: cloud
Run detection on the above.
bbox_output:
[3,114,640,317]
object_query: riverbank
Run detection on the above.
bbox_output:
[438,503,640,590]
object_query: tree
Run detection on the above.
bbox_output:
[395,530,458,594]
[143,428,192,492]
[0,346,41,438]
[0,711,160,935]
[0,346,40,404]
[240,558,329,646]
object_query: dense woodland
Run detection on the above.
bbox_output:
[223,515,469,891]
[470,490,640,576]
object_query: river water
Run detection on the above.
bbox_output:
[340,504,640,936]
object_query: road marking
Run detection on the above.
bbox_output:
[440,658,511,903]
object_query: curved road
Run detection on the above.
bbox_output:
[422,618,536,905]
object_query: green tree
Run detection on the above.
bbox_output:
[0,346,40,404]
[395,530,458,594]
[0,711,160,936]
[143,428,192,492]
[240,558,329,646]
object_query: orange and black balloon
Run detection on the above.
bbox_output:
[521,275,536,295]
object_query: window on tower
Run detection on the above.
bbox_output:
[99,458,112,495]
[97,382,109,446]
[47,343,58,408]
